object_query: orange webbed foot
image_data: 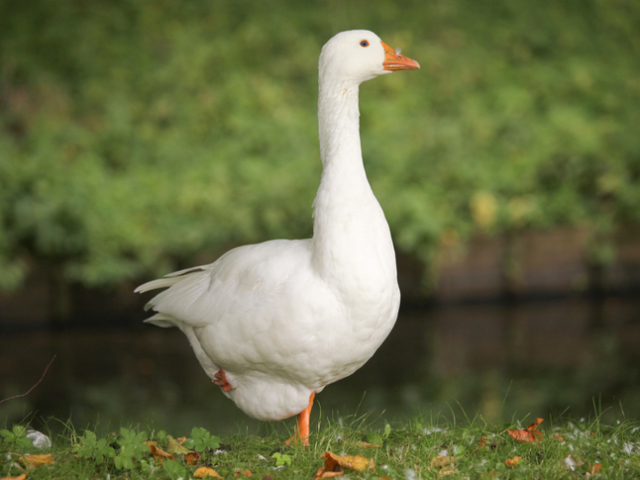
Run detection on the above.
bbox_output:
[213,369,233,392]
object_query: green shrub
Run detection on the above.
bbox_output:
[0,0,638,290]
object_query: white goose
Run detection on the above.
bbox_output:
[135,30,419,444]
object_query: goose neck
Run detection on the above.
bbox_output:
[317,80,362,170]
[312,77,382,268]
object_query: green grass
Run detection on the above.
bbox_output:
[2,414,640,479]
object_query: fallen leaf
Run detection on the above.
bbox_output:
[314,469,343,479]
[145,441,174,461]
[505,455,522,467]
[553,433,565,442]
[233,469,252,477]
[327,451,373,470]
[430,455,458,476]
[589,462,602,474]
[508,418,544,442]
[194,466,224,478]
[185,451,201,465]
[314,452,374,478]
[355,441,381,448]
[166,435,193,455]
[477,436,499,451]
[438,466,458,476]
[19,453,54,467]
[0,474,27,480]
[430,455,454,468]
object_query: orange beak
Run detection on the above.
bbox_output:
[382,41,420,71]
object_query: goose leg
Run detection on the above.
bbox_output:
[286,392,315,446]
[213,369,233,392]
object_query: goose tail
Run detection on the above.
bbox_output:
[134,265,207,294]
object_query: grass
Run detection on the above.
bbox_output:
[2,413,640,479]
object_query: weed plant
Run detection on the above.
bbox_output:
[2,412,640,479]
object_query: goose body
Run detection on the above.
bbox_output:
[136,30,419,441]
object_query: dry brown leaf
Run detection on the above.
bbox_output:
[330,451,374,470]
[194,466,224,478]
[505,455,522,467]
[589,462,602,474]
[508,418,544,442]
[314,469,343,479]
[233,469,252,477]
[0,474,27,480]
[438,466,458,477]
[430,455,457,476]
[145,441,174,461]
[185,451,201,465]
[19,453,54,467]
[430,455,454,468]
[355,441,381,448]
[314,451,374,478]
[476,436,499,450]
[553,433,565,442]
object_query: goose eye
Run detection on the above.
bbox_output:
[360,40,369,47]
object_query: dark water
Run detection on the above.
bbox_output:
[1,296,639,436]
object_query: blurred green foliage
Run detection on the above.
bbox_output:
[0,0,639,290]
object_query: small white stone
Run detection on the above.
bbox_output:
[564,456,576,471]
[26,429,51,449]
[405,468,422,480]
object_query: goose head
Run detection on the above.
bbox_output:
[319,30,420,86]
